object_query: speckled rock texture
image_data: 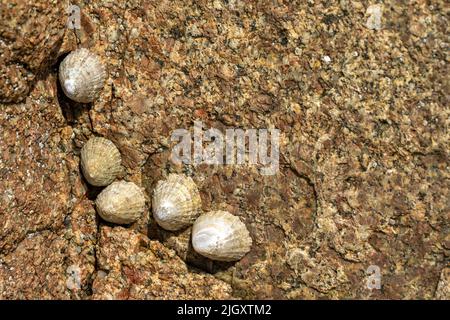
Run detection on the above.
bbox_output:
[0,0,448,299]
[0,0,66,103]
[92,226,232,299]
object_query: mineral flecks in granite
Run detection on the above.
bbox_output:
[92,226,232,299]
[0,0,448,299]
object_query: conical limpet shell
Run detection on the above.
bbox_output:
[152,174,202,231]
[59,48,106,103]
[95,181,146,224]
[191,211,252,262]
[81,137,121,186]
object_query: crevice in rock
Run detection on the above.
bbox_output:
[84,215,102,298]
[288,159,319,226]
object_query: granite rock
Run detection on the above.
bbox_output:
[0,0,448,299]
[92,226,232,299]
[0,0,67,103]
[0,199,97,299]
[0,73,73,255]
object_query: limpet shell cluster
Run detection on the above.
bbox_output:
[63,47,253,262]
[191,210,252,262]
[152,174,202,231]
[81,137,122,186]
[59,48,106,103]
[95,180,146,224]
[151,174,253,262]
[79,137,144,225]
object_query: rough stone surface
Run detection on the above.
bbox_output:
[92,226,232,299]
[0,199,97,299]
[0,73,73,255]
[0,0,448,299]
[435,267,450,300]
[0,0,67,103]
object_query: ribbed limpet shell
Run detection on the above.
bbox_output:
[81,137,121,187]
[191,211,252,262]
[95,181,146,224]
[152,174,202,231]
[59,48,106,103]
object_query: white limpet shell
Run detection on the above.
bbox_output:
[59,48,106,103]
[191,211,252,262]
[95,181,146,224]
[81,137,121,187]
[152,174,202,231]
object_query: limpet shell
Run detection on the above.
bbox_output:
[81,137,121,187]
[152,174,202,231]
[59,48,106,103]
[95,181,146,224]
[191,211,252,262]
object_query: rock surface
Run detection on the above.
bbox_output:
[0,0,67,103]
[0,0,448,299]
[92,226,232,299]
